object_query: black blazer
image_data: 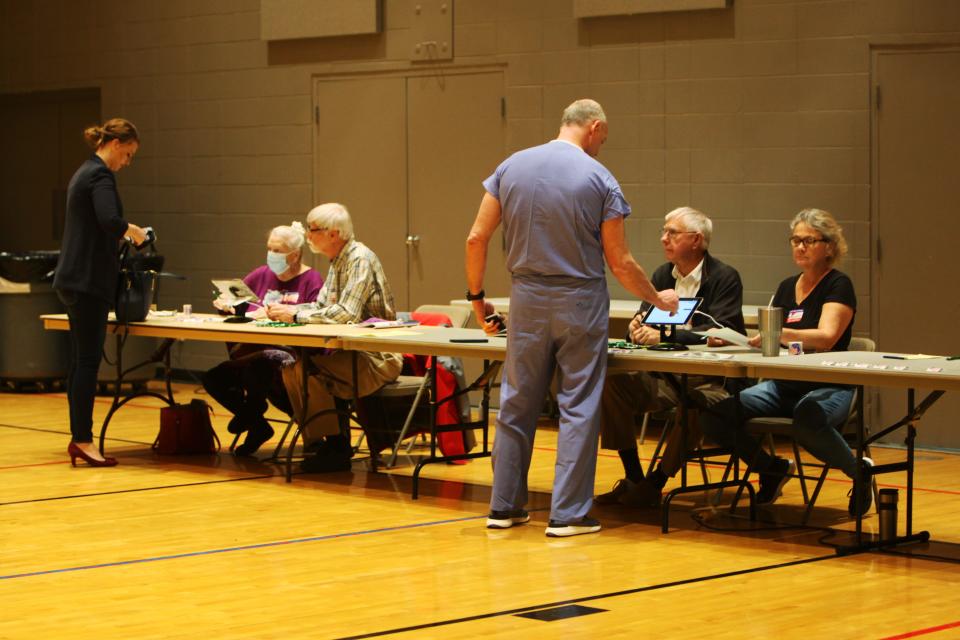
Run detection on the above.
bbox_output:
[634,252,746,345]
[53,155,130,302]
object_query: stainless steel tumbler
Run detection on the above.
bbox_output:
[758,307,783,357]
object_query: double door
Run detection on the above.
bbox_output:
[313,70,509,311]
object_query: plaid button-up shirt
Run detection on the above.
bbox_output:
[295,239,396,324]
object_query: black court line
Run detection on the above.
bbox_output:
[0,422,152,446]
[0,513,488,580]
[334,553,837,640]
[0,473,275,506]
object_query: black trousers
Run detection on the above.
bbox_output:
[202,348,295,427]
[57,289,110,443]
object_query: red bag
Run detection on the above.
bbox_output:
[153,399,220,454]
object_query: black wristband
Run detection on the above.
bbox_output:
[466,289,485,301]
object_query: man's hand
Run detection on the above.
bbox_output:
[654,288,680,313]
[475,300,504,335]
[629,318,661,345]
[706,337,730,347]
[266,303,296,323]
[748,333,762,348]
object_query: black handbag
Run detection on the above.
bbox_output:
[115,238,159,323]
[115,268,157,323]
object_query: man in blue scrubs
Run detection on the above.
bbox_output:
[465,99,679,537]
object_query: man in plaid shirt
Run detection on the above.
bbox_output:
[269,202,401,472]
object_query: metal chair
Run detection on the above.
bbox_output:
[732,336,879,523]
[362,304,472,468]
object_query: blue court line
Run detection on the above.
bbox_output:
[1,513,488,581]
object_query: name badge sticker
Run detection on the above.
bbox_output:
[787,308,804,323]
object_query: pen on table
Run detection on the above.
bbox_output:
[882,355,906,360]
[450,338,488,343]
[947,356,960,361]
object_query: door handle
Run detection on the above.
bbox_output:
[406,234,420,247]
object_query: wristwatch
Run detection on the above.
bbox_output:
[465,289,485,301]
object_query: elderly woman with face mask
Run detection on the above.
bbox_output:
[700,208,873,518]
[203,222,323,456]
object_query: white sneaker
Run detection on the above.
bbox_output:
[545,516,601,537]
[486,509,531,529]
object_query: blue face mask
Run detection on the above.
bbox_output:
[266,251,290,276]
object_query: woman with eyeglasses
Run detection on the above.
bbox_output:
[202,222,323,456]
[700,208,873,517]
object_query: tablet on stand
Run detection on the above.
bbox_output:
[641,297,703,351]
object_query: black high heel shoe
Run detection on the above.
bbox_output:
[68,442,118,467]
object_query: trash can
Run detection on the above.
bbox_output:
[0,251,68,391]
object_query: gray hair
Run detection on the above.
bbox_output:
[306,202,354,242]
[269,220,306,253]
[561,99,607,126]
[790,208,848,265]
[665,206,712,248]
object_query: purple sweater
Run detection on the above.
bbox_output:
[242,265,324,312]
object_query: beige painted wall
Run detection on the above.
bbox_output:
[2,0,959,369]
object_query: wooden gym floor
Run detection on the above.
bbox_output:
[2,382,960,639]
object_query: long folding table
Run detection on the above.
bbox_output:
[42,313,960,553]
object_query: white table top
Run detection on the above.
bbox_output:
[42,313,960,391]
[450,297,759,326]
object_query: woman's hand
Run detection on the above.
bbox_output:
[126,223,148,246]
[212,295,234,314]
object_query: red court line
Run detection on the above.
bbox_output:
[879,620,960,639]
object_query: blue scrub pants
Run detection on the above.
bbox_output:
[490,275,609,523]
[700,380,857,477]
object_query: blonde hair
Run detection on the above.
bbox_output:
[791,208,848,266]
[83,118,139,150]
[269,220,306,253]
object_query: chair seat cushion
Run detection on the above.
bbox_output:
[744,417,794,436]
[376,375,427,396]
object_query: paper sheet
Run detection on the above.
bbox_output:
[693,327,754,348]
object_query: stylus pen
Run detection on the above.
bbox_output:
[882,355,906,360]
[450,338,488,343]
[947,356,960,361]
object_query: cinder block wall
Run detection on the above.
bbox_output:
[2,0,959,369]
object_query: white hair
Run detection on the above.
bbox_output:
[306,202,354,241]
[561,99,607,126]
[269,220,306,252]
[665,206,712,248]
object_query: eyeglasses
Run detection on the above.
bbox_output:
[661,227,698,239]
[789,236,828,248]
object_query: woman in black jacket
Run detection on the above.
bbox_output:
[53,118,148,467]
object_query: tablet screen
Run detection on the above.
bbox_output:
[640,297,702,325]
[211,279,260,304]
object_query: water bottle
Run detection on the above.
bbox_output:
[878,488,898,543]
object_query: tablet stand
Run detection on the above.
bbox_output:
[224,301,254,323]
[647,325,688,351]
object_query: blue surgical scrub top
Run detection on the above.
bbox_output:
[482,139,630,280]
